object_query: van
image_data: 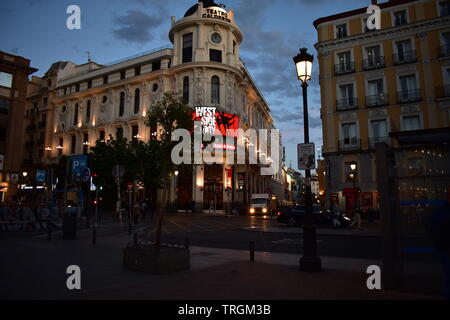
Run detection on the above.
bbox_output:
[249,194,271,215]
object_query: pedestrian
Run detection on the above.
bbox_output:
[332,203,341,228]
[430,201,450,300]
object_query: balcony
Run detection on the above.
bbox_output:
[363,56,385,70]
[436,85,450,99]
[439,45,450,57]
[339,139,361,152]
[393,50,417,65]
[369,137,392,149]
[334,62,355,75]
[366,93,389,107]
[336,97,358,111]
[397,89,422,103]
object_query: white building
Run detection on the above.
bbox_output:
[47,0,283,213]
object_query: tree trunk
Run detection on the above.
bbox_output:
[154,175,170,247]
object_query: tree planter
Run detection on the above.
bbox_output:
[123,243,190,275]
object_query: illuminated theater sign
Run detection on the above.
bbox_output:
[193,106,239,137]
[202,7,231,23]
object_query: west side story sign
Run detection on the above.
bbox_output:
[203,7,231,23]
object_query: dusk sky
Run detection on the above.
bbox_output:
[0,0,372,171]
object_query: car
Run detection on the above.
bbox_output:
[276,205,352,228]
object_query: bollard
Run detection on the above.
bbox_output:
[133,233,138,247]
[47,225,52,242]
[184,238,190,250]
[250,241,255,262]
[92,228,97,246]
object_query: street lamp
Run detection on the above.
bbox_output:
[293,48,322,272]
[22,172,28,177]
[349,163,359,205]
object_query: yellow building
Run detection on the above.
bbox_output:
[314,0,450,211]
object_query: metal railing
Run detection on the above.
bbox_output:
[397,89,422,103]
[336,97,358,111]
[366,93,389,107]
[393,50,417,65]
[363,56,385,70]
[369,137,391,149]
[339,139,361,151]
[335,62,355,75]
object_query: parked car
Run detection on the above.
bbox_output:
[276,205,352,228]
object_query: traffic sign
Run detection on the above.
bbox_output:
[81,167,91,182]
[298,143,316,170]
[127,182,134,191]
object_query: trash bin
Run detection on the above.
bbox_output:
[63,207,78,239]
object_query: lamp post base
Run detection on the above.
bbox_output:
[299,255,322,272]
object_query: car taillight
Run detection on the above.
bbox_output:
[277,212,282,216]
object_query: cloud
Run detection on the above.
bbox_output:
[112,10,165,44]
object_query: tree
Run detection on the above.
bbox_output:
[145,92,193,247]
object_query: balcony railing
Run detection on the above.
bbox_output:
[366,93,389,107]
[336,97,358,111]
[436,85,450,99]
[334,62,355,75]
[397,89,422,103]
[363,56,385,70]
[439,44,450,57]
[339,139,361,152]
[393,50,417,65]
[369,137,391,149]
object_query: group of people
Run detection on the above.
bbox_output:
[0,203,59,231]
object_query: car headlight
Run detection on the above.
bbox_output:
[250,208,255,214]
[262,208,268,214]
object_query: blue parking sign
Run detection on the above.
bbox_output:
[36,170,46,183]
[71,155,88,174]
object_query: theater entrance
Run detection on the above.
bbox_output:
[204,164,224,211]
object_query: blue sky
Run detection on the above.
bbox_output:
[1,0,371,171]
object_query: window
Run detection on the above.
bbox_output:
[367,79,387,106]
[395,39,414,63]
[0,98,10,114]
[135,66,141,76]
[132,125,139,141]
[102,95,107,104]
[116,127,123,139]
[371,119,388,138]
[182,33,193,63]
[336,24,348,38]
[233,41,236,54]
[134,89,140,114]
[0,72,13,88]
[339,84,355,108]
[119,92,125,117]
[83,133,89,154]
[342,123,357,145]
[408,157,424,176]
[368,79,384,96]
[152,83,159,92]
[120,71,126,80]
[439,1,450,16]
[403,115,421,131]
[442,32,450,56]
[75,84,80,92]
[393,10,407,26]
[210,49,222,63]
[336,51,352,73]
[64,88,67,95]
[71,135,76,154]
[73,104,79,126]
[103,75,108,85]
[87,80,92,89]
[47,79,52,87]
[399,75,417,92]
[152,61,161,71]
[43,97,48,105]
[365,45,382,68]
[183,77,190,104]
[211,76,220,104]
[99,130,105,142]
[86,100,91,123]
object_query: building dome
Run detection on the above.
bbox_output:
[184,0,222,17]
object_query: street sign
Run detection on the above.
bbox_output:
[127,182,134,191]
[10,173,19,184]
[36,170,46,183]
[81,167,91,183]
[71,155,88,174]
[298,143,316,170]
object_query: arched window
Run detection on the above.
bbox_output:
[183,77,189,104]
[134,89,140,114]
[73,103,79,126]
[119,92,125,117]
[86,100,91,124]
[211,76,220,104]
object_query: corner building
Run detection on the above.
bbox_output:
[48,0,283,213]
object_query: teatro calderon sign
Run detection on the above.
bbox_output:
[202,7,231,23]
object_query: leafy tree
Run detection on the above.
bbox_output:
[145,92,193,246]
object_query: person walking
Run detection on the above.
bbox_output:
[332,203,341,228]
[431,201,450,300]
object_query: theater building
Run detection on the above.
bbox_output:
[44,0,283,213]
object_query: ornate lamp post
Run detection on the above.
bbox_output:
[293,48,322,272]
